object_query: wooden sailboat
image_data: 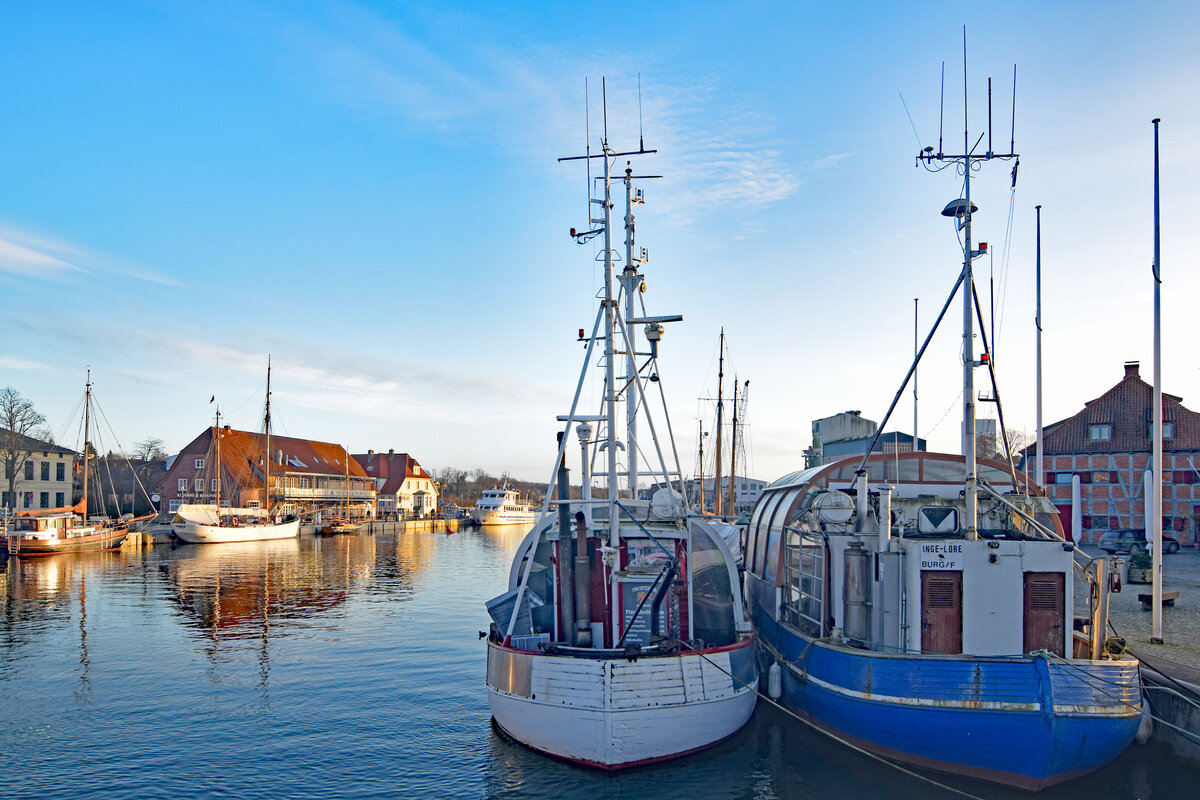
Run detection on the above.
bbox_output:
[5,373,152,555]
[171,359,300,544]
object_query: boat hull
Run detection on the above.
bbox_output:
[470,508,537,526]
[751,601,1141,790]
[172,519,299,544]
[486,637,758,768]
[5,528,129,556]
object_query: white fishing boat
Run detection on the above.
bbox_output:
[171,359,299,544]
[484,124,757,768]
[469,487,537,526]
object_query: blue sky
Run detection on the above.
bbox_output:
[2,1,1198,485]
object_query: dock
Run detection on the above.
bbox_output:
[124,517,459,547]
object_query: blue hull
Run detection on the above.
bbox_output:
[751,593,1141,790]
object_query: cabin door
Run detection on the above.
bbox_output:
[920,571,963,654]
[1022,572,1065,657]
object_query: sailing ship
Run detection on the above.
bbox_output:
[744,71,1140,789]
[483,126,757,768]
[5,374,152,556]
[468,486,537,526]
[171,360,300,544]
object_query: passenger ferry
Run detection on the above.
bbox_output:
[469,487,536,526]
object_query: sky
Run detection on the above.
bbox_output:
[3,1,1199,487]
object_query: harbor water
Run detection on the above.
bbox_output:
[1,526,1195,799]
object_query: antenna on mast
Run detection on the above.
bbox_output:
[987,77,993,156]
[1010,64,1017,155]
[585,78,592,219]
[638,73,645,152]
[602,77,608,144]
[938,61,945,156]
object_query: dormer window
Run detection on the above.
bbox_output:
[1147,421,1175,440]
[195,458,205,469]
[1089,424,1113,442]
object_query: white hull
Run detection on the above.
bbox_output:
[486,639,757,767]
[470,508,537,526]
[172,518,299,544]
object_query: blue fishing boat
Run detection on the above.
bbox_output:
[745,48,1141,789]
[745,453,1141,790]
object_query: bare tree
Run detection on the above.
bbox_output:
[132,437,167,462]
[1,387,54,510]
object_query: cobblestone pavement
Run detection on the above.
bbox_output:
[1076,545,1200,683]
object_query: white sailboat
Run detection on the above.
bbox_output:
[172,360,300,544]
[484,121,757,768]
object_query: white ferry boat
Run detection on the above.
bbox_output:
[469,487,536,526]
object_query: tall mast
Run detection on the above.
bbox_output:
[1151,117,1164,643]
[714,329,725,516]
[214,406,222,510]
[622,164,640,497]
[265,356,272,513]
[697,420,705,509]
[82,371,91,519]
[729,376,739,515]
[1035,207,1044,486]
[601,138,619,545]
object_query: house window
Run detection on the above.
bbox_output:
[178,478,189,492]
[1054,473,1074,485]
[55,492,64,507]
[195,458,205,469]
[194,478,204,492]
[169,499,181,512]
[39,492,49,508]
[40,462,50,481]
[247,501,260,509]
[1089,424,1112,442]
[56,462,65,481]
[24,461,33,480]
[211,479,218,492]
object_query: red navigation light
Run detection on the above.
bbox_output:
[570,228,577,237]
[979,242,988,252]
[578,328,585,340]
[981,353,990,364]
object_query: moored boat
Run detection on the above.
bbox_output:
[483,128,757,768]
[469,487,537,527]
[744,65,1140,789]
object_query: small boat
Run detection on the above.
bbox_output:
[484,130,757,769]
[5,374,151,556]
[468,486,537,527]
[171,359,299,544]
[320,449,362,535]
[745,81,1140,790]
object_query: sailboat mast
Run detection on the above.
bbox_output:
[214,407,222,510]
[697,420,705,510]
[82,371,91,519]
[729,377,738,515]
[265,357,272,514]
[714,330,725,516]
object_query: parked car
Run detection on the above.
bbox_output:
[1097,528,1180,555]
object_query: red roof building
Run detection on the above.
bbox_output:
[1035,361,1200,544]
[353,450,438,518]
[158,426,376,519]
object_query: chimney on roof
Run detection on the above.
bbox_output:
[388,448,394,456]
[276,449,283,465]
[368,449,374,457]
[1124,361,1140,379]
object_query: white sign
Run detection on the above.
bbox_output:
[920,542,963,570]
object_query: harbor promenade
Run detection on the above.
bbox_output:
[125,517,459,546]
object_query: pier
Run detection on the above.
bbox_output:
[124,517,459,547]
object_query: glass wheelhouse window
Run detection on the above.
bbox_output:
[752,491,786,575]
[782,529,825,637]
[690,528,736,646]
[765,488,804,582]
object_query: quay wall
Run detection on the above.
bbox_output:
[124,518,459,547]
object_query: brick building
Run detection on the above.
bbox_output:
[158,426,375,519]
[1036,361,1200,544]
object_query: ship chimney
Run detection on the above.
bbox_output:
[1124,361,1140,379]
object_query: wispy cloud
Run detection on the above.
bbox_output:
[0,223,179,287]
[0,356,58,374]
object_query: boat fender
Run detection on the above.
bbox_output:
[768,662,782,700]
[1136,700,1154,744]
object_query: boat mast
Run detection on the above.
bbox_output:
[265,356,272,514]
[214,406,221,510]
[714,329,725,516]
[697,420,705,509]
[601,136,619,545]
[729,376,738,515]
[82,371,91,520]
[622,165,641,497]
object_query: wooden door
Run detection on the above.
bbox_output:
[1023,572,1065,656]
[920,571,963,654]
